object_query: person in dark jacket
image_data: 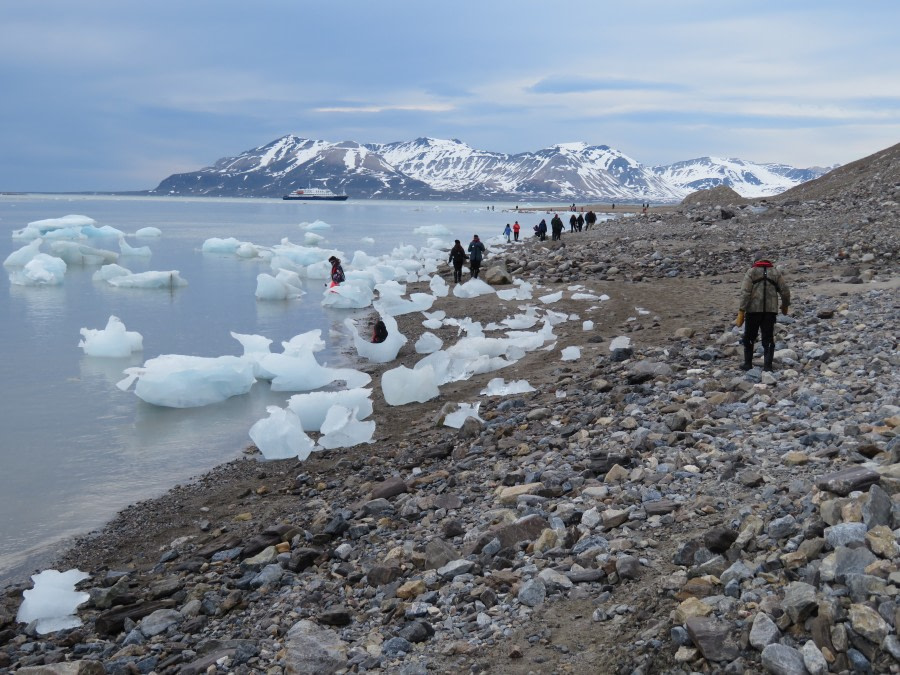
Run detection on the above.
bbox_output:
[736,252,791,371]
[551,214,564,240]
[538,219,548,241]
[576,213,585,231]
[328,256,345,287]
[448,240,468,283]
[569,214,578,232]
[467,234,486,278]
[585,210,597,230]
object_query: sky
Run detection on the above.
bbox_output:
[1,1,899,192]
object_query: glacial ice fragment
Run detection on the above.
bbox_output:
[415,332,443,354]
[317,404,376,449]
[382,365,440,405]
[561,346,581,361]
[16,569,89,635]
[480,377,536,396]
[79,316,143,357]
[117,355,256,408]
[249,406,315,460]
[287,388,373,432]
[344,314,406,363]
[443,403,483,429]
[9,253,67,286]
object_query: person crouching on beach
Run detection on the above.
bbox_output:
[468,234,486,279]
[448,240,468,283]
[328,256,345,287]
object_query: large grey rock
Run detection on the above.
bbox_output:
[749,612,781,650]
[761,643,809,675]
[782,582,817,625]
[482,265,512,285]
[18,665,107,675]
[139,608,183,637]
[518,578,546,607]
[815,467,880,496]
[283,619,348,674]
[684,616,739,662]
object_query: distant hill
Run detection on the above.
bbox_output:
[149,135,832,202]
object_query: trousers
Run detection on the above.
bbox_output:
[744,312,776,348]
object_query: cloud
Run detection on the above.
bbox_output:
[314,103,455,114]
[530,77,687,95]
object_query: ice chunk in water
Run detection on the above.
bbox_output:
[480,377,536,396]
[256,272,303,300]
[561,346,581,361]
[413,224,452,236]
[16,569,89,635]
[106,270,187,289]
[361,236,375,245]
[257,345,371,391]
[317,404,376,449]
[382,365,440,405]
[3,238,43,267]
[344,315,406,363]
[93,263,131,282]
[79,316,143,357]
[117,355,256,408]
[287,388,373,431]
[452,278,495,298]
[9,253,67,286]
[321,279,374,309]
[50,240,119,266]
[443,403,483,428]
[119,239,151,257]
[135,227,162,237]
[304,232,326,245]
[415,332,443,354]
[249,406,315,460]
[202,237,248,254]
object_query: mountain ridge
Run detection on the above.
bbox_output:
[150,135,833,202]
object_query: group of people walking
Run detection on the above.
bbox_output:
[448,235,486,282]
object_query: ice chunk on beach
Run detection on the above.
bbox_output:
[480,377,535,396]
[344,314,406,363]
[429,274,449,297]
[321,279,374,309]
[561,346,581,361]
[4,238,43,267]
[382,364,440,405]
[106,270,187,289]
[539,290,563,304]
[117,355,256,408]
[452,278,496,298]
[421,309,446,330]
[496,279,533,301]
[9,253,67,286]
[583,320,594,331]
[609,336,632,351]
[135,227,161,237]
[443,403,483,429]
[50,240,119,266]
[256,272,304,300]
[79,316,143,357]
[16,569,89,635]
[257,342,371,392]
[317,404,376,449]
[572,292,600,300]
[287,388,373,431]
[249,406,315,460]
[119,239,151,257]
[415,332,443,354]
[374,292,435,317]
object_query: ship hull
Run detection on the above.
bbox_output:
[282,194,348,201]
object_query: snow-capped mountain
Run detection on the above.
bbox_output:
[150,135,829,202]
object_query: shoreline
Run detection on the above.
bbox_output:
[2,191,898,673]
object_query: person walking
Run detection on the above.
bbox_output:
[538,219,548,241]
[448,240,468,283]
[467,234,486,279]
[569,214,577,233]
[328,256,345,287]
[551,213,564,241]
[503,223,512,242]
[585,210,597,230]
[576,213,585,231]
[735,252,791,371]
[513,221,521,241]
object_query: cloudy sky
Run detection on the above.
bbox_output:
[2,1,898,192]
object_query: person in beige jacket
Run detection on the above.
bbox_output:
[736,252,791,371]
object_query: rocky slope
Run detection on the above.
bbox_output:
[1,146,898,674]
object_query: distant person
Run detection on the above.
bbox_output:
[468,234,486,278]
[513,221,521,241]
[538,219,548,241]
[371,319,389,344]
[576,213,585,231]
[448,239,468,283]
[569,214,577,232]
[551,213,564,241]
[503,223,512,242]
[328,256,345,287]
[585,210,597,230]
[736,252,791,371]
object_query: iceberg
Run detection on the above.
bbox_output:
[119,239,151,257]
[117,355,256,408]
[361,236,375,245]
[106,270,187,289]
[3,238,43,267]
[202,237,249,254]
[301,219,331,231]
[480,377,535,396]
[9,253,67,286]
[344,314,406,363]
[304,232,326,246]
[443,403,483,429]
[321,279,374,309]
[135,227,162,237]
[317,404,376,449]
[249,406,315,460]
[79,316,143,357]
[382,364,440,405]
[12,215,96,242]
[50,241,119,266]
[452,278,496,298]
[16,569,89,635]
[256,272,304,300]
[257,348,371,392]
[415,332,443,354]
[286,388,373,431]
[92,263,132,282]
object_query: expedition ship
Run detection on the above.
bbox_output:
[282,188,349,201]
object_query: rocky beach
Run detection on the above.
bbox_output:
[1,143,899,674]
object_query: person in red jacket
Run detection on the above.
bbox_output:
[512,221,521,241]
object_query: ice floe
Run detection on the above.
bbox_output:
[16,569,89,635]
[79,316,143,357]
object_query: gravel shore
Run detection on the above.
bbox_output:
[2,145,899,673]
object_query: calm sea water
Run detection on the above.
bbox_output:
[0,194,524,584]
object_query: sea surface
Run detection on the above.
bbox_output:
[0,194,527,585]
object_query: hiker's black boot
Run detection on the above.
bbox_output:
[740,342,754,371]
[763,343,775,371]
